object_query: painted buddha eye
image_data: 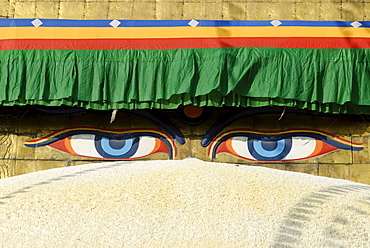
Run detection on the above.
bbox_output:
[209,129,363,162]
[25,127,176,160]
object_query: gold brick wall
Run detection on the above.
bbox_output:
[0,0,368,21]
[0,108,370,185]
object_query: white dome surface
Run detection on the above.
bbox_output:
[1,159,370,247]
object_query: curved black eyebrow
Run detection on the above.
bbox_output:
[25,129,136,147]
[129,110,185,145]
[34,107,185,145]
[201,107,334,147]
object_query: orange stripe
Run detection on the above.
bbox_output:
[2,27,370,40]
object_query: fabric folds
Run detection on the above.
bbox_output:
[1,47,370,114]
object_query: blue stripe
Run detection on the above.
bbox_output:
[0,19,191,27]
[2,19,370,28]
[198,20,370,27]
[276,20,370,28]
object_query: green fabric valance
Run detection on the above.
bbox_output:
[1,47,370,114]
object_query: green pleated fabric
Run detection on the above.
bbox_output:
[1,47,370,114]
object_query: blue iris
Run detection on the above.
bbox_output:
[95,135,139,159]
[248,138,292,161]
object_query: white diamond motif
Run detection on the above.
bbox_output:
[351,21,362,28]
[31,19,43,27]
[109,19,121,28]
[188,19,199,27]
[270,20,282,27]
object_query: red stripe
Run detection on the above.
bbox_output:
[1,37,370,50]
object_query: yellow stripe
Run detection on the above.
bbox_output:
[2,27,370,40]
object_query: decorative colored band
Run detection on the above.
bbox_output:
[2,20,370,50]
[1,19,370,28]
[2,37,370,50]
[209,129,363,162]
[2,27,370,40]
[25,127,177,160]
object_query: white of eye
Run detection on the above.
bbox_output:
[231,136,254,159]
[131,136,156,158]
[70,135,158,159]
[282,137,316,160]
[231,136,317,161]
[70,134,103,158]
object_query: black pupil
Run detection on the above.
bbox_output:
[260,140,278,151]
[109,138,127,149]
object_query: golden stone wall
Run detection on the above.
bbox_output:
[0,107,369,185]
